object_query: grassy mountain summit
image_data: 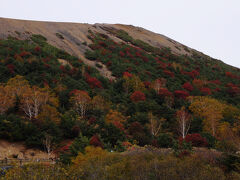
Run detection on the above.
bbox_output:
[0,17,240,178]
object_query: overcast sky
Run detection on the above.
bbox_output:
[1,0,239,67]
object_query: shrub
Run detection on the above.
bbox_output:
[123,71,132,78]
[158,88,173,97]
[89,135,104,148]
[156,133,173,148]
[130,91,146,102]
[174,90,189,99]
[182,82,193,92]
[201,133,216,148]
[180,133,208,147]
[200,87,212,95]
[70,134,89,156]
[85,74,102,88]
[164,70,174,78]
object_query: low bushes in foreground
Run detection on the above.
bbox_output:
[2,146,240,180]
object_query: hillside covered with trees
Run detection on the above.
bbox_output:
[1,26,240,178]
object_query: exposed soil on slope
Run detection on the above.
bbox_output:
[0,140,54,159]
[0,17,195,79]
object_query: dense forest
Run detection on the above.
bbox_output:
[1,29,240,179]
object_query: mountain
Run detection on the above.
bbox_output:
[0,17,240,164]
[0,17,204,79]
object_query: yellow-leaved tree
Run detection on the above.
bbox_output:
[71,146,110,178]
[92,95,111,112]
[70,90,91,118]
[147,112,165,137]
[189,96,224,137]
[0,85,15,114]
[7,75,30,97]
[20,86,52,120]
[37,105,61,124]
[123,75,145,94]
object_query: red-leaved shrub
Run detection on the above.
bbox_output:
[182,82,194,92]
[85,74,102,88]
[90,135,103,148]
[123,72,132,78]
[164,70,174,78]
[179,133,208,147]
[200,87,212,95]
[130,91,146,102]
[6,64,15,74]
[158,88,173,97]
[174,90,189,99]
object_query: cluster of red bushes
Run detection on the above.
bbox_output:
[85,73,102,88]
[174,90,189,99]
[200,87,212,95]
[225,71,240,80]
[34,46,41,52]
[112,121,125,132]
[156,60,167,69]
[123,71,132,78]
[181,70,199,79]
[90,135,104,148]
[60,65,66,72]
[19,51,31,57]
[119,51,125,57]
[144,81,151,88]
[164,70,174,78]
[226,83,240,96]
[158,88,173,97]
[6,64,15,74]
[130,91,146,102]
[179,134,208,147]
[182,82,194,92]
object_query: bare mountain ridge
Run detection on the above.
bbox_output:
[0,17,197,79]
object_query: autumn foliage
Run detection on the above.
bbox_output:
[179,133,208,147]
[85,74,102,88]
[182,82,193,92]
[105,109,126,131]
[174,90,189,99]
[158,88,173,97]
[89,135,104,148]
[130,91,146,102]
[189,96,224,136]
[0,85,15,114]
[70,90,91,118]
[200,87,212,95]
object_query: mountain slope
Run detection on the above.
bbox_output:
[0,17,198,79]
[0,17,240,162]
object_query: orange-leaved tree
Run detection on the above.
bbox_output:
[105,109,126,131]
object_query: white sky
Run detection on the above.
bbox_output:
[1,0,240,68]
